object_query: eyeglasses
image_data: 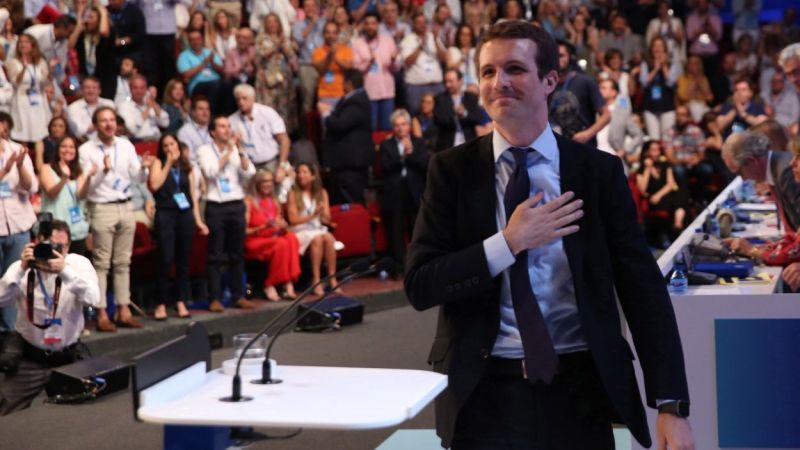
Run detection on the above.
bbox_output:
[785,67,800,80]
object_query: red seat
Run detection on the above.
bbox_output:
[133,141,158,157]
[628,173,670,224]
[131,222,158,284]
[330,204,373,258]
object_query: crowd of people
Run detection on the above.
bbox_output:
[0,0,796,333]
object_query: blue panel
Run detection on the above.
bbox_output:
[164,425,230,450]
[715,319,800,448]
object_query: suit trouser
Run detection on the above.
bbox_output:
[143,34,176,95]
[451,351,616,450]
[382,181,416,273]
[154,208,195,306]
[298,64,320,116]
[332,169,368,205]
[88,201,135,308]
[205,200,246,301]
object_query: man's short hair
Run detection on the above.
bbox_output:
[722,131,770,166]
[54,15,77,29]
[233,83,256,99]
[390,108,411,125]
[0,111,13,128]
[82,75,100,86]
[475,20,558,80]
[604,48,623,65]
[445,68,463,79]
[344,69,364,89]
[733,75,752,90]
[363,11,380,22]
[779,43,800,67]
[50,219,72,243]
[600,78,619,93]
[191,94,210,109]
[92,106,116,125]
[208,115,228,133]
[751,119,790,151]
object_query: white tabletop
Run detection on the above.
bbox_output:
[137,364,448,429]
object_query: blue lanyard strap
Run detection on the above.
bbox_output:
[65,180,77,204]
[170,167,181,192]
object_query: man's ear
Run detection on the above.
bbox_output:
[542,70,559,95]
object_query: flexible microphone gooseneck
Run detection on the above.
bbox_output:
[250,258,394,385]
[219,258,370,402]
[251,258,394,384]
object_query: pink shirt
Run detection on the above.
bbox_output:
[686,12,722,56]
[0,140,37,236]
[352,34,398,101]
[224,46,257,80]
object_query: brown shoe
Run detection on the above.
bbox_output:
[209,299,225,312]
[115,317,144,328]
[234,298,256,309]
[96,317,117,333]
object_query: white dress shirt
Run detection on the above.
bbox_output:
[24,24,68,73]
[78,136,144,203]
[177,119,212,162]
[114,76,132,104]
[0,254,100,350]
[399,32,444,85]
[67,97,116,140]
[482,125,588,357]
[0,139,38,236]
[197,142,256,203]
[227,104,287,164]
[118,99,170,141]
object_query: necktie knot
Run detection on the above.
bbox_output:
[508,147,530,169]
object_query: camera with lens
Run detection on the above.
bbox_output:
[33,212,63,260]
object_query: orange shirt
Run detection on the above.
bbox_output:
[311,44,353,98]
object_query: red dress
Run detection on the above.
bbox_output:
[244,196,301,286]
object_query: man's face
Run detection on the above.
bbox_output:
[771,72,785,94]
[392,115,410,138]
[733,81,753,104]
[130,78,147,103]
[236,93,255,114]
[211,117,232,141]
[675,106,691,126]
[412,15,427,35]
[95,109,118,140]
[50,229,70,255]
[363,17,379,39]
[54,24,74,41]
[783,56,800,92]
[444,71,462,95]
[236,29,253,49]
[82,80,100,103]
[383,3,398,23]
[599,80,617,101]
[435,6,450,24]
[323,23,338,46]
[696,0,709,13]
[479,38,556,127]
[120,58,135,77]
[193,101,211,125]
[188,32,204,52]
[305,0,319,18]
[612,16,626,36]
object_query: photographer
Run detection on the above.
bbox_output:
[0,217,100,415]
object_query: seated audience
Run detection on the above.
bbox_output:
[637,140,689,233]
[117,75,169,142]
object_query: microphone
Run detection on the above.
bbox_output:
[251,257,394,386]
[219,257,370,402]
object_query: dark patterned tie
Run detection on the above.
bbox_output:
[503,147,559,383]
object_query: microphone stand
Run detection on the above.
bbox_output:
[219,258,369,402]
[251,258,394,385]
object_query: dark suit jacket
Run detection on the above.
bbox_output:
[433,91,481,152]
[769,150,800,233]
[76,33,117,100]
[322,89,374,171]
[404,133,688,448]
[379,136,428,211]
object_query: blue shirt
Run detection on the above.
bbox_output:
[483,125,587,357]
[292,19,326,64]
[177,48,222,93]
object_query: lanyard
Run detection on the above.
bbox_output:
[65,179,77,205]
[192,121,210,144]
[210,142,224,159]
[170,167,181,193]
[240,112,254,144]
[26,269,62,330]
[26,64,37,89]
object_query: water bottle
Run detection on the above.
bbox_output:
[378,270,389,281]
[668,259,689,295]
[709,216,720,238]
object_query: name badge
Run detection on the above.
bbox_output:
[732,122,745,134]
[369,63,378,74]
[219,177,232,193]
[324,71,334,84]
[243,142,256,149]
[112,177,129,192]
[0,181,11,198]
[69,206,82,224]
[201,68,214,77]
[43,318,63,346]
[27,89,41,106]
[173,192,191,210]
[651,85,662,101]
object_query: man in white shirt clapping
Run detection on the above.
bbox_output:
[67,76,115,141]
[117,75,169,142]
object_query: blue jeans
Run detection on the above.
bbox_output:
[370,98,395,131]
[0,231,30,330]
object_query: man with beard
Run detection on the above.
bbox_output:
[664,105,713,201]
[352,12,399,131]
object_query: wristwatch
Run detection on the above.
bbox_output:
[658,400,690,418]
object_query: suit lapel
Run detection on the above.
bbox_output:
[467,135,499,240]
[557,135,589,299]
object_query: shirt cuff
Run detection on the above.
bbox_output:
[656,399,675,407]
[5,264,27,286]
[59,265,78,284]
[483,231,516,278]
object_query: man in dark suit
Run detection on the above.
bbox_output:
[722,130,800,233]
[405,21,694,450]
[379,108,428,278]
[322,69,374,205]
[433,69,482,152]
